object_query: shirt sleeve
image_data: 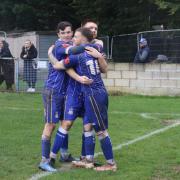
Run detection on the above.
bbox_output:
[63,55,79,68]
[54,43,68,56]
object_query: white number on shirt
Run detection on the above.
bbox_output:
[86,59,100,75]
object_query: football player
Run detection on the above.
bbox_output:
[39,21,92,172]
[48,28,117,171]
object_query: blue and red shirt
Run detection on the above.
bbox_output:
[44,39,72,94]
[64,44,106,95]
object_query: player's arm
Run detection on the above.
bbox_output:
[48,45,65,69]
[64,55,93,84]
[85,46,108,73]
[48,47,92,84]
[66,68,93,84]
[55,43,85,55]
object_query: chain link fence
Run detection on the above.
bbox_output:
[99,36,110,59]
[138,30,180,63]
[2,30,180,92]
[111,29,180,63]
[111,33,138,62]
[0,31,7,41]
[14,58,48,92]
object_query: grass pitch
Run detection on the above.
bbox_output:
[0,93,180,180]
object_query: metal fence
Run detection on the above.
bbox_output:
[14,58,48,92]
[0,35,111,93]
[111,29,180,63]
[3,30,180,92]
[111,33,137,62]
[99,36,110,59]
[0,31,7,40]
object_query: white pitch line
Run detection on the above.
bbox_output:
[29,121,180,180]
[110,111,180,116]
[140,113,158,120]
[0,107,41,111]
[2,107,180,118]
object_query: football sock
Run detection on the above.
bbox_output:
[84,131,95,162]
[60,133,69,158]
[98,132,114,165]
[51,127,68,157]
[41,135,51,161]
[81,132,86,158]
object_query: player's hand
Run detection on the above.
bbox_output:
[48,45,55,56]
[85,46,102,58]
[78,76,93,85]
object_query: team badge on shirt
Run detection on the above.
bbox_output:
[55,112,59,118]
[68,108,74,115]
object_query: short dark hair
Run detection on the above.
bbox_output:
[56,21,72,33]
[76,27,94,42]
[81,19,99,27]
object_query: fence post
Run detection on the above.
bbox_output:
[110,36,114,60]
[14,58,19,92]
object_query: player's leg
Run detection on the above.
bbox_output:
[72,122,95,169]
[94,130,116,171]
[50,94,81,164]
[50,120,73,161]
[89,92,117,171]
[80,131,86,160]
[72,96,96,169]
[39,88,63,172]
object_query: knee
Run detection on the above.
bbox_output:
[61,120,73,131]
[96,130,109,140]
[42,123,56,138]
[83,123,93,132]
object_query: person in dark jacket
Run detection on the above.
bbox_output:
[134,38,150,63]
[0,40,14,90]
[20,40,38,92]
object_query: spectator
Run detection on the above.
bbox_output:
[0,40,14,91]
[134,38,150,63]
[20,40,38,92]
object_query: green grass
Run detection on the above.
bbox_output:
[0,93,180,180]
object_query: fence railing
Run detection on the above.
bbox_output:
[2,30,180,92]
[111,29,180,63]
[14,58,48,92]
[99,36,110,59]
[111,33,138,62]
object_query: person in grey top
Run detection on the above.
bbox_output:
[134,38,150,63]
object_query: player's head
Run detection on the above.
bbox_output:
[73,27,94,45]
[24,40,32,48]
[56,21,73,42]
[81,19,99,39]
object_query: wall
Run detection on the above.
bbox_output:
[103,63,180,96]
[6,32,38,58]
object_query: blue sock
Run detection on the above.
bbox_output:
[60,134,69,158]
[81,133,86,158]
[51,127,68,156]
[63,133,68,150]
[99,135,114,162]
[84,131,95,161]
[60,133,68,151]
[41,135,51,160]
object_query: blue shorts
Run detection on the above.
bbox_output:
[64,93,84,121]
[83,90,109,132]
[42,88,65,124]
